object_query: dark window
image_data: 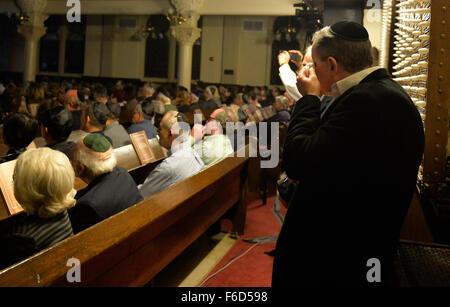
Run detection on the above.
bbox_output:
[64,16,86,74]
[0,14,17,72]
[192,17,202,80]
[270,17,301,85]
[269,16,323,85]
[39,15,63,73]
[39,33,59,72]
[144,15,170,78]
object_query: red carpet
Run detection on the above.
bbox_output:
[201,192,287,287]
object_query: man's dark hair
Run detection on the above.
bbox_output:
[37,99,61,123]
[84,101,109,127]
[40,106,73,142]
[124,84,137,102]
[4,94,22,113]
[141,101,155,120]
[77,87,90,102]
[93,84,107,98]
[247,91,257,101]
[3,112,38,149]
[106,101,121,120]
[225,93,236,106]
[371,46,380,66]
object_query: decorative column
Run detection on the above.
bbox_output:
[168,34,177,82]
[17,0,48,83]
[170,0,204,89]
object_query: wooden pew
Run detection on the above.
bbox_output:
[0,152,250,286]
[247,121,288,204]
[0,126,9,157]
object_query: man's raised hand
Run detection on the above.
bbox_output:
[296,64,321,97]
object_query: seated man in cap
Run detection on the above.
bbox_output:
[126,101,158,139]
[69,134,143,234]
[138,111,204,198]
[80,101,113,145]
[104,102,131,148]
[39,106,76,158]
[273,21,424,287]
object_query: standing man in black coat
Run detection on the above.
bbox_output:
[272,21,424,287]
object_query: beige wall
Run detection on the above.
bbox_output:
[84,15,147,79]
[200,16,224,84]
[220,16,241,85]
[200,15,275,86]
[84,15,103,77]
[40,12,383,85]
[236,16,272,86]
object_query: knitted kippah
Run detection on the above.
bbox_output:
[330,21,369,42]
[83,133,111,153]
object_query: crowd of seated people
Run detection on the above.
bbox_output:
[0,75,296,270]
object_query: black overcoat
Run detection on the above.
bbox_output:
[272,69,425,287]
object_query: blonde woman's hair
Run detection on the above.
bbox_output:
[14,148,77,218]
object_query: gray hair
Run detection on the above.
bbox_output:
[162,111,190,143]
[274,95,289,109]
[312,26,373,73]
[141,85,155,96]
[73,145,117,177]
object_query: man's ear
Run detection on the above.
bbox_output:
[169,126,176,138]
[328,57,338,72]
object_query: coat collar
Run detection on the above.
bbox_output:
[321,68,390,121]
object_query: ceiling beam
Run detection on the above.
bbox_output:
[1,0,299,16]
